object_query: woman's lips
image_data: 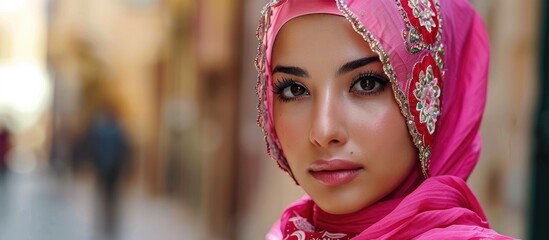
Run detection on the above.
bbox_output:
[309,160,363,186]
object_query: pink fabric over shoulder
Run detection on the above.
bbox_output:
[254,0,515,239]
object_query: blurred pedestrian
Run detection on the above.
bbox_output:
[0,122,12,222]
[0,123,11,178]
[86,104,130,240]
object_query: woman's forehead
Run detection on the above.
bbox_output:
[271,14,377,72]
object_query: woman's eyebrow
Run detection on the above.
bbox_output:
[272,66,310,78]
[336,56,381,76]
[271,56,379,77]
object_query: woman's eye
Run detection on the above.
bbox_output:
[273,79,310,102]
[282,83,308,99]
[350,74,388,95]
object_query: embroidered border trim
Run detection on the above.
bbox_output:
[255,1,295,180]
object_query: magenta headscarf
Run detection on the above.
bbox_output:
[255,0,513,239]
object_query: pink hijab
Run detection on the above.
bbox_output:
[254,0,513,239]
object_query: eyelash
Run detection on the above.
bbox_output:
[272,71,390,102]
[272,78,307,102]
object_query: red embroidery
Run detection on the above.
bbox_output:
[399,0,440,45]
[284,214,351,240]
[408,55,443,146]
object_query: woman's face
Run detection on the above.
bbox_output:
[272,14,417,214]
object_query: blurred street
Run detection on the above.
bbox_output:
[0,164,200,240]
[0,0,541,239]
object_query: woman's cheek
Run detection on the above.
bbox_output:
[274,107,310,173]
[277,115,303,152]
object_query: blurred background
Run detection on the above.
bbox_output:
[0,0,545,239]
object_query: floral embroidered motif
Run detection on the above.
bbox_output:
[289,214,316,233]
[406,55,443,178]
[408,0,436,33]
[413,65,441,134]
[397,0,442,53]
[284,213,350,240]
[408,55,443,150]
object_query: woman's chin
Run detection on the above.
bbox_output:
[313,195,375,215]
[317,203,364,215]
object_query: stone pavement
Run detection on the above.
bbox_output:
[0,166,202,240]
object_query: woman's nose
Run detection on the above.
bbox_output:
[308,95,348,148]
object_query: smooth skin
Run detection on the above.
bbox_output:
[272,14,418,214]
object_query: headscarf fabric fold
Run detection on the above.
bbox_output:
[267,176,505,240]
[255,0,513,239]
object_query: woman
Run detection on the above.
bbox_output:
[255,0,514,239]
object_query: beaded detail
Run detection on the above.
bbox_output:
[255,0,295,180]
[396,0,445,176]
